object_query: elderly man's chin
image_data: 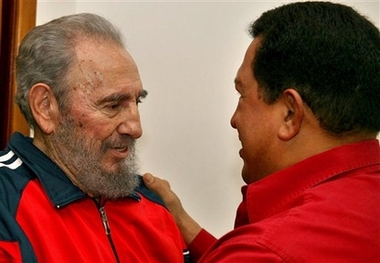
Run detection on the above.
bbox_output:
[80,159,139,200]
[70,145,140,199]
[102,159,125,174]
[102,154,130,171]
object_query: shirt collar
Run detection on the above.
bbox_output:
[244,139,380,223]
[8,132,141,208]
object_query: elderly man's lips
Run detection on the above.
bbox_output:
[110,147,129,159]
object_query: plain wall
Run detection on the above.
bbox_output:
[37,0,379,238]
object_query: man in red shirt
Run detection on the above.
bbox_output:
[144,2,380,262]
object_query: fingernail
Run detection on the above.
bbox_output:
[144,174,153,183]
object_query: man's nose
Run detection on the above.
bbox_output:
[117,104,143,139]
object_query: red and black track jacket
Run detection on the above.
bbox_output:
[0,132,190,262]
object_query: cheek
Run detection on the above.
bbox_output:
[87,122,116,139]
[69,100,120,138]
[238,109,273,151]
[73,113,116,138]
[237,110,256,135]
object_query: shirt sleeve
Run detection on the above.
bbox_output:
[188,229,217,262]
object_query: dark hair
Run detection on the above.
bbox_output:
[16,13,125,128]
[249,1,380,135]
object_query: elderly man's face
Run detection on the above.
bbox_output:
[48,38,146,198]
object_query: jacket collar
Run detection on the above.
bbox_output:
[8,132,141,208]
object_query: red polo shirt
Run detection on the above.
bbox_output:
[190,139,380,262]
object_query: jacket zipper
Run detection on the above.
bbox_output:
[94,198,121,263]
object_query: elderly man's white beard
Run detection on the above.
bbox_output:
[49,115,139,199]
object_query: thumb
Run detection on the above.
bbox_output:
[142,173,172,198]
[142,172,182,212]
[143,172,155,184]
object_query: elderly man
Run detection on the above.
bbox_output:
[0,13,188,263]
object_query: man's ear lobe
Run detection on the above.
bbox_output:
[277,89,304,141]
[28,83,59,134]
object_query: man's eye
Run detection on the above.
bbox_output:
[107,103,120,110]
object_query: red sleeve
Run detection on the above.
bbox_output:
[188,229,217,262]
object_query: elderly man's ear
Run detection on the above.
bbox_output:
[29,84,60,134]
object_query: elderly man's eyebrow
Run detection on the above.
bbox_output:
[99,93,130,104]
[99,89,148,104]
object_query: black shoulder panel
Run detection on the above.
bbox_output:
[134,175,166,208]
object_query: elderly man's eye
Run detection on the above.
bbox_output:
[107,103,120,110]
